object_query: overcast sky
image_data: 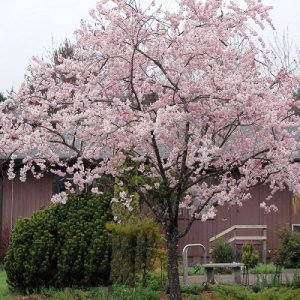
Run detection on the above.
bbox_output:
[0,0,299,93]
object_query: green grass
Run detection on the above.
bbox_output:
[2,266,300,300]
[39,285,161,300]
[179,263,205,276]
[41,286,105,300]
[40,285,300,300]
[248,263,278,274]
[0,273,162,300]
[180,263,279,277]
[0,269,10,300]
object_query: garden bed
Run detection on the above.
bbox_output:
[3,268,300,300]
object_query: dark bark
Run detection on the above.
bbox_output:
[166,229,181,300]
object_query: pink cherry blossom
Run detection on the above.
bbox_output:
[1,1,300,298]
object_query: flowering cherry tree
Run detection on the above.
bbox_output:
[1,0,300,298]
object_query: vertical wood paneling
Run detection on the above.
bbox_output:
[0,173,298,263]
[178,185,296,263]
[2,174,53,232]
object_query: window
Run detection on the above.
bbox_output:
[292,224,300,232]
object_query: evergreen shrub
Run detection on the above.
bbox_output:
[242,243,259,268]
[211,239,234,263]
[107,218,164,287]
[5,193,112,291]
[276,227,300,268]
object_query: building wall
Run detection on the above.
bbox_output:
[178,185,297,263]
[1,174,299,263]
[1,173,53,232]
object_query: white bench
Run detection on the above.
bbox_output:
[202,263,244,284]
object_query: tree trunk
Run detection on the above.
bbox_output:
[166,229,181,300]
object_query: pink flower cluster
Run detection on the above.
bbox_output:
[0,0,300,223]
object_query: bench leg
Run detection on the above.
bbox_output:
[232,267,241,284]
[205,268,214,283]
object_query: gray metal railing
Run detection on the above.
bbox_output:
[182,244,206,284]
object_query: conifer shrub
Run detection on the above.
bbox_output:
[107,218,165,287]
[4,193,112,291]
[242,243,259,268]
[211,239,235,263]
[242,243,259,285]
[276,227,300,268]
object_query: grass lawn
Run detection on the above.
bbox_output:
[0,269,11,300]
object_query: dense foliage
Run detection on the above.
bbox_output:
[242,243,259,285]
[214,285,300,300]
[211,239,235,264]
[242,243,259,268]
[4,193,112,291]
[107,218,164,287]
[276,227,300,268]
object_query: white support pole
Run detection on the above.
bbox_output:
[182,244,206,284]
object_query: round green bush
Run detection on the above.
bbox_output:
[276,227,300,268]
[4,193,112,291]
[211,239,235,263]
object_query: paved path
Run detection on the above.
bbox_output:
[181,269,300,285]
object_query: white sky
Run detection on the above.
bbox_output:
[0,0,299,93]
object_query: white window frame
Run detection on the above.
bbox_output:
[291,224,300,232]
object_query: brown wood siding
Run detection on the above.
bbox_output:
[0,173,298,263]
[178,185,295,263]
[2,174,53,231]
